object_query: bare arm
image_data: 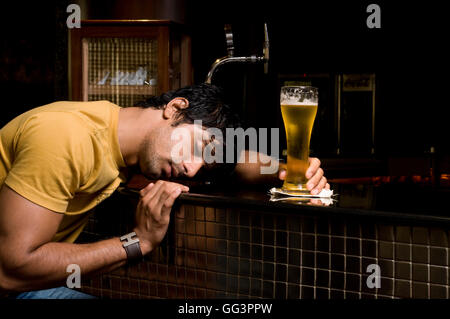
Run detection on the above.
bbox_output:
[0,185,130,292]
[0,181,188,293]
[233,150,283,185]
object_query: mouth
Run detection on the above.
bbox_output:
[163,164,172,178]
[171,165,179,178]
[162,162,183,179]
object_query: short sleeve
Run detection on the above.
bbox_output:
[4,112,94,213]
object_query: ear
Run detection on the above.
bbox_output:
[162,97,189,120]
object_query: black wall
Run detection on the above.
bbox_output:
[0,1,69,127]
[0,0,447,158]
[187,1,447,157]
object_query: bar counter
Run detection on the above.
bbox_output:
[77,176,450,299]
[177,182,450,225]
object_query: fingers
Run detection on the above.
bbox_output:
[306,167,324,192]
[282,157,329,194]
[277,162,287,181]
[151,183,182,216]
[134,180,187,255]
[174,183,189,193]
[278,169,286,181]
[139,182,154,198]
[139,180,188,218]
[311,176,327,195]
[140,181,188,201]
[141,180,164,204]
[306,157,321,179]
[161,188,183,216]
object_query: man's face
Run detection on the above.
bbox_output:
[138,123,211,180]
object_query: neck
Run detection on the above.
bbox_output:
[117,106,161,167]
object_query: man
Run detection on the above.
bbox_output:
[0,83,328,298]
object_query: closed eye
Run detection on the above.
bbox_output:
[203,136,218,156]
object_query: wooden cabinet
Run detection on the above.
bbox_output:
[69,20,192,106]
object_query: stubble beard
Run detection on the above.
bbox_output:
[139,137,161,179]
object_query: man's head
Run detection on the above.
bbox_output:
[134,83,240,180]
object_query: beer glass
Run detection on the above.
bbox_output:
[280,86,318,194]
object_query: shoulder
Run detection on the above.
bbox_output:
[17,100,119,133]
[17,110,94,146]
[13,110,96,176]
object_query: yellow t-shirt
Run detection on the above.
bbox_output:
[0,100,127,243]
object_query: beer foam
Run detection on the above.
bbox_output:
[280,98,317,105]
[280,87,318,105]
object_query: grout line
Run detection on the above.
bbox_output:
[328,221,332,299]
[343,221,347,298]
[391,226,395,298]
[297,227,302,299]
[427,230,431,299]
[85,206,450,299]
[409,227,413,298]
[313,217,317,299]
[358,224,362,297]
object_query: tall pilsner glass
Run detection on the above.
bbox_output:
[280,86,318,194]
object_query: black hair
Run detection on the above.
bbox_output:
[135,83,241,129]
[135,83,241,181]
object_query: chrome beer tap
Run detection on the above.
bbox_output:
[205,23,270,84]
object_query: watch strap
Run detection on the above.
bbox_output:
[120,232,143,261]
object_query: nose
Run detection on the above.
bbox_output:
[183,161,203,178]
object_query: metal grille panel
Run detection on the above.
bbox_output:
[84,37,158,107]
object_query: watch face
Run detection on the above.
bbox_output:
[121,232,140,247]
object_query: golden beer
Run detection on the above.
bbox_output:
[280,86,318,194]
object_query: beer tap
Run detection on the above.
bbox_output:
[205,23,270,84]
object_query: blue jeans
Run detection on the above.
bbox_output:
[15,286,96,299]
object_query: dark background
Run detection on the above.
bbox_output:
[0,1,447,166]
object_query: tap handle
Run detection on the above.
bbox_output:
[224,24,235,57]
[263,23,270,74]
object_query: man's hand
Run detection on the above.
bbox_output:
[133,180,189,255]
[278,157,330,195]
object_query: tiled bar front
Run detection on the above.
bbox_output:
[77,192,450,299]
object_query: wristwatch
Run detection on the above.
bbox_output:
[120,231,143,262]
